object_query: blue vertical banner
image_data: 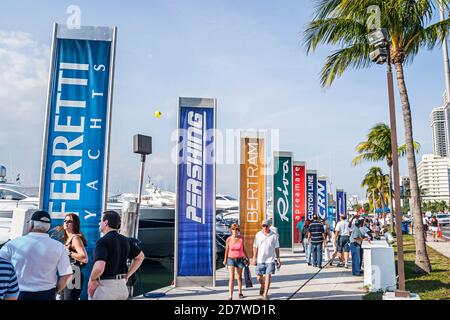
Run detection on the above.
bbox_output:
[336,189,346,219]
[39,24,116,299]
[317,177,327,220]
[175,97,216,286]
[306,170,317,221]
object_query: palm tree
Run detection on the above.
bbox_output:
[362,167,390,222]
[303,0,450,273]
[352,123,420,232]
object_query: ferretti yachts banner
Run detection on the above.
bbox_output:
[293,162,306,244]
[273,152,293,248]
[39,24,116,299]
[306,170,317,221]
[336,189,346,219]
[317,177,327,220]
[239,132,265,255]
[175,97,216,286]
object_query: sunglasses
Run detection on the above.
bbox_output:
[262,224,269,228]
[64,220,73,224]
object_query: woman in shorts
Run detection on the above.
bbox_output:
[430,216,439,242]
[223,224,249,300]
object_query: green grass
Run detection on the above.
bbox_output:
[363,235,450,300]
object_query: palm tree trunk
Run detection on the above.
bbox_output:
[394,61,431,274]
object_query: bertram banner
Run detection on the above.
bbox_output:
[292,162,306,246]
[175,97,216,287]
[273,152,293,249]
[306,170,317,221]
[39,24,116,299]
[239,131,265,256]
[317,177,328,220]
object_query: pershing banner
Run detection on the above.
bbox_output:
[317,177,327,220]
[239,131,265,255]
[306,170,317,221]
[336,189,346,219]
[175,97,216,287]
[39,24,116,299]
[273,152,293,248]
[293,162,306,244]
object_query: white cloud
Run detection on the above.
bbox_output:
[0,30,49,184]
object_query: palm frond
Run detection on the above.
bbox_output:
[320,43,372,87]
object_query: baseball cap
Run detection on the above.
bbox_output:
[30,210,51,224]
[262,219,271,226]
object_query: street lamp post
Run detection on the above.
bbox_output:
[368,29,410,298]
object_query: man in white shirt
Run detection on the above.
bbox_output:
[335,215,350,268]
[252,219,280,300]
[0,210,72,300]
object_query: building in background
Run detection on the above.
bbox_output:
[417,154,450,203]
[431,105,448,157]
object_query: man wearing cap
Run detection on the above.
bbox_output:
[0,210,73,300]
[252,219,280,300]
[88,210,145,300]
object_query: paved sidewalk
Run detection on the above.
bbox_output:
[426,235,450,259]
[136,245,365,301]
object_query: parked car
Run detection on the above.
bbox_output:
[436,213,450,226]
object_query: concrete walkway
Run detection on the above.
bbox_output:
[426,235,450,259]
[135,245,365,301]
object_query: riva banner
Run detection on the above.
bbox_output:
[293,162,306,244]
[306,170,317,221]
[336,189,346,219]
[239,131,265,255]
[317,177,327,220]
[273,152,293,248]
[39,24,116,299]
[175,97,216,287]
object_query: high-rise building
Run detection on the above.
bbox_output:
[417,154,450,202]
[431,106,448,157]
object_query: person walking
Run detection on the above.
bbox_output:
[302,220,312,265]
[335,214,350,268]
[308,215,326,269]
[296,216,306,252]
[0,257,19,300]
[59,213,88,300]
[430,216,439,242]
[0,210,73,300]
[88,211,145,300]
[223,223,249,300]
[349,219,366,276]
[328,230,343,266]
[252,219,280,300]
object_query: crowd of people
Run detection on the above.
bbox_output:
[0,210,144,300]
[222,213,383,300]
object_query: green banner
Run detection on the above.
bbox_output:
[273,152,293,248]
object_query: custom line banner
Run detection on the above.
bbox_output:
[306,170,317,221]
[317,177,327,220]
[336,189,346,219]
[239,131,265,255]
[293,162,306,244]
[175,97,216,287]
[39,24,116,299]
[273,152,293,248]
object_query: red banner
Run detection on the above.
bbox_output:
[293,162,306,244]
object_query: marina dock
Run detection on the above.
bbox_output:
[135,246,365,300]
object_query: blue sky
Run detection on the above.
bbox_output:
[0,0,447,200]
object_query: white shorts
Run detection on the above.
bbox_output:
[431,226,438,233]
